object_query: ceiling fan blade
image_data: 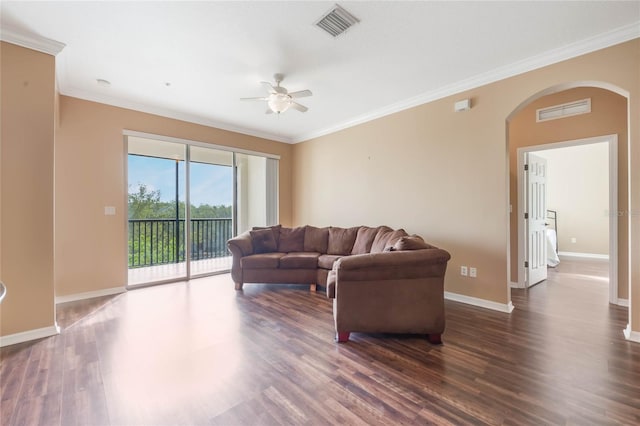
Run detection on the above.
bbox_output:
[289,90,312,98]
[290,102,308,113]
[261,81,276,94]
[265,108,274,114]
[240,97,269,101]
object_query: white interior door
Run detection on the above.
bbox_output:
[525,152,548,286]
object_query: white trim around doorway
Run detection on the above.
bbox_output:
[516,134,620,306]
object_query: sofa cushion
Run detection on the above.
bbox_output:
[318,254,342,270]
[370,228,408,253]
[369,226,392,253]
[393,235,434,251]
[252,224,282,244]
[327,227,358,255]
[304,226,329,253]
[279,252,320,269]
[351,226,380,255]
[249,229,278,253]
[278,226,305,252]
[241,252,285,269]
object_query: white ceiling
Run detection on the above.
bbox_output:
[2,1,639,143]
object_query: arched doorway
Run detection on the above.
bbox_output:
[506,82,630,323]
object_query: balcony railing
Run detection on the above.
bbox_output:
[128,218,232,268]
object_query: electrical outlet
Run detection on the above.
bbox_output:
[461,266,468,276]
[469,267,477,278]
[571,237,577,243]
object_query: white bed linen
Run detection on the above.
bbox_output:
[546,228,560,267]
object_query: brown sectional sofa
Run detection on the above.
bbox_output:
[227,225,451,343]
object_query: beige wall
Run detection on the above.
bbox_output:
[292,39,640,322]
[1,42,56,335]
[508,87,628,297]
[55,96,293,297]
[537,143,609,256]
[4,38,640,339]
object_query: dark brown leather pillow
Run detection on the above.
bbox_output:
[278,226,305,252]
[249,229,277,253]
[304,226,329,253]
[327,227,358,255]
[393,235,433,251]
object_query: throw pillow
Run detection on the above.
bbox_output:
[393,235,433,251]
[327,227,358,255]
[383,229,408,251]
[250,228,277,253]
[370,227,404,253]
[304,226,329,253]
[252,224,282,245]
[278,226,306,252]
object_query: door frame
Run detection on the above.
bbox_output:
[516,134,618,304]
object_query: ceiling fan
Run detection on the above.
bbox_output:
[241,73,312,114]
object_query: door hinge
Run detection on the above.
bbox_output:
[524,261,529,268]
[524,212,529,219]
[524,164,529,171]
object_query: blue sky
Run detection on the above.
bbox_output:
[128,155,232,206]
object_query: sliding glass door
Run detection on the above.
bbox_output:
[188,146,234,276]
[126,134,278,286]
[127,138,187,285]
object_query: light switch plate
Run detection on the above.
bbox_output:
[104,206,116,216]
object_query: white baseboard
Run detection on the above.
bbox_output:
[445,291,515,313]
[623,324,640,343]
[510,281,524,289]
[615,298,629,307]
[56,286,126,304]
[0,323,60,348]
[558,251,609,260]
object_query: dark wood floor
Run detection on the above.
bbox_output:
[2,257,639,425]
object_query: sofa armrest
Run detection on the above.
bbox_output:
[336,248,450,269]
[327,249,450,299]
[228,231,254,257]
[333,249,450,281]
[227,231,254,288]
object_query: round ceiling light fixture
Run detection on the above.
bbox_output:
[267,93,292,114]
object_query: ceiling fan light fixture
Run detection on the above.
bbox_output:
[242,74,310,115]
[268,93,292,114]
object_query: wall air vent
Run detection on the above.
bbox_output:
[315,4,360,37]
[536,98,591,122]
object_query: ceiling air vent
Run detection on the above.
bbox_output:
[315,4,359,37]
[536,98,591,122]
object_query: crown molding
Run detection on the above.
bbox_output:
[0,27,65,55]
[60,86,293,144]
[292,21,640,143]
